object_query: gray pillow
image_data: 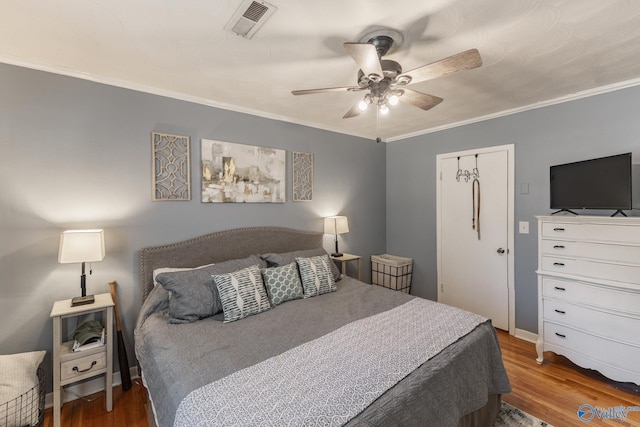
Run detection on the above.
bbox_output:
[296,255,337,298]
[214,265,271,323]
[261,248,341,282]
[261,262,304,306]
[156,254,267,324]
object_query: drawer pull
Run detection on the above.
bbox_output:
[553,262,565,267]
[554,309,566,314]
[554,286,566,291]
[553,228,565,232]
[72,361,97,374]
[553,245,565,249]
[555,332,566,339]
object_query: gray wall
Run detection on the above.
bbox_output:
[0,63,386,392]
[387,86,640,333]
[4,59,640,395]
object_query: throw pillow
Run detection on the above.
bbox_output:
[296,255,337,298]
[213,265,271,323]
[261,247,341,282]
[156,254,266,323]
[261,262,304,306]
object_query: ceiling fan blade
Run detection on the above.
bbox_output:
[343,102,363,119]
[292,86,360,95]
[399,89,443,111]
[343,42,383,80]
[400,48,482,85]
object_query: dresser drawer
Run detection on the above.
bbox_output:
[541,239,640,265]
[542,222,640,244]
[541,256,640,285]
[61,352,106,382]
[543,299,640,345]
[543,278,640,315]
[544,322,640,374]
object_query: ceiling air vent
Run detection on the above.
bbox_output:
[225,0,277,39]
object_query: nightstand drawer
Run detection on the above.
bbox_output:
[61,352,106,382]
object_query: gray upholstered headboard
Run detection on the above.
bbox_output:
[139,227,323,301]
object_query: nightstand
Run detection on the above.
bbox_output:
[331,253,361,280]
[50,293,114,427]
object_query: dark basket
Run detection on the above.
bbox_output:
[0,367,45,427]
[371,254,413,293]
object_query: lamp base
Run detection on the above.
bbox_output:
[331,252,344,257]
[71,294,95,307]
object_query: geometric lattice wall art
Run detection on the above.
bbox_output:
[151,132,191,201]
[292,151,313,202]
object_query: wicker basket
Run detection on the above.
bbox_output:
[0,367,45,427]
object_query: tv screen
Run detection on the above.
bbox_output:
[550,153,632,211]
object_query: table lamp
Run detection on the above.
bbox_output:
[324,216,349,257]
[58,229,105,306]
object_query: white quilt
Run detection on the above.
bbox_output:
[174,298,486,427]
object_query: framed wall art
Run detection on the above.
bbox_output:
[151,132,190,201]
[201,139,286,203]
[292,151,313,202]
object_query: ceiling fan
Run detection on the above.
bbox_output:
[291,28,482,141]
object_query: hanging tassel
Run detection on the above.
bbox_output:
[472,178,481,240]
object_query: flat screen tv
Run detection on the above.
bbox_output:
[550,153,632,214]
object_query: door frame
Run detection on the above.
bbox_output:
[436,144,515,335]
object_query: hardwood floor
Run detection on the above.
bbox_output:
[497,330,640,426]
[44,330,640,426]
[42,379,149,427]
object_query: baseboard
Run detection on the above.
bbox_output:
[45,367,139,409]
[514,328,538,344]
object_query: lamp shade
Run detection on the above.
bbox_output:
[58,229,105,264]
[324,216,349,235]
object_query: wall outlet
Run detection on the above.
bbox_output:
[519,221,529,234]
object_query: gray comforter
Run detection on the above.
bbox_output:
[135,278,510,427]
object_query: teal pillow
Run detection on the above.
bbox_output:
[261,262,303,306]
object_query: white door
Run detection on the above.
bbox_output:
[436,145,514,332]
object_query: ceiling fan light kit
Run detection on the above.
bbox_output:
[291,27,482,140]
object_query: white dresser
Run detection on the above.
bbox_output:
[536,215,640,385]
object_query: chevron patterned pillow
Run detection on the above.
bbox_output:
[296,255,337,298]
[213,265,271,323]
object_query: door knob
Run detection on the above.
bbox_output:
[497,248,505,255]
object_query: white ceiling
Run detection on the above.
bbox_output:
[2,0,640,142]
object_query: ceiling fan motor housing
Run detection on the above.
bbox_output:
[368,35,395,57]
[357,60,402,86]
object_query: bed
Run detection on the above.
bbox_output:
[135,227,510,427]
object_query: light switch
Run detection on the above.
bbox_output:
[519,221,529,234]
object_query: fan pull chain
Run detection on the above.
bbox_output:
[376,106,381,143]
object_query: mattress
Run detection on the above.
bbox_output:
[135,277,510,427]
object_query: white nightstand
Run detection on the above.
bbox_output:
[50,293,114,427]
[331,253,361,280]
